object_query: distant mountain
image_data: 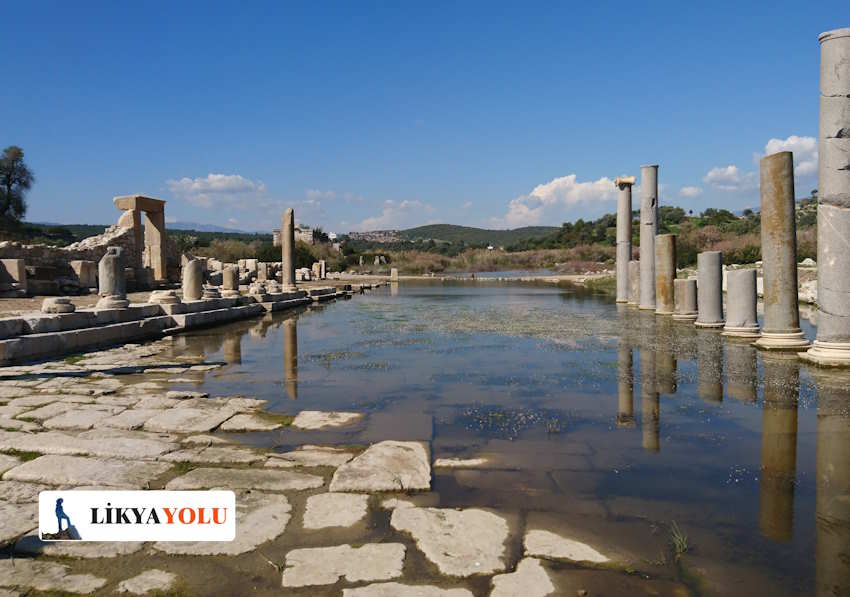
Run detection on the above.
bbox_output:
[398,224,558,247]
[167,221,250,234]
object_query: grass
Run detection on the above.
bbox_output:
[170,461,195,475]
[3,449,42,461]
[63,354,85,365]
[256,412,294,426]
[670,521,690,558]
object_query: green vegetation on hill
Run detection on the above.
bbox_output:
[399,224,558,246]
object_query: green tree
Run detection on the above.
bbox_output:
[0,146,34,227]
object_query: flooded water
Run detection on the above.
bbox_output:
[175,281,850,596]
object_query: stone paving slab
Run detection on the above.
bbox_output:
[15,402,71,421]
[0,455,20,475]
[219,413,282,431]
[282,543,406,587]
[165,467,323,491]
[99,408,163,430]
[143,407,237,433]
[0,417,39,432]
[331,440,430,492]
[155,491,290,555]
[343,583,474,597]
[292,410,363,430]
[0,406,32,419]
[523,529,609,564]
[160,446,265,465]
[0,430,177,460]
[15,532,145,558]
[5,395,59,408]
[117,569,177,594]
[0,480,49,503]
[3,455,171,488]
[43,405,124,430]
[0,502,38,545]
[266,445,355,469]
[303,493,369,529]
[490,558,554,597]
[0,558,106,594]
[390,507,509,577]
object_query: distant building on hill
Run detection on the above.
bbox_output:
[272,229,281,247]
[295,226,313,245]
[347,230,400,243]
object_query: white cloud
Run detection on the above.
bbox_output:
[760,135,818,177]
[702,165,758,192]
[354,200,435,231]
[166,173,266,208]
[496,174,617,227]
[679,186,703,198]
[462,201,473,209]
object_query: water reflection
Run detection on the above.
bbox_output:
[813,370,850,597]
[759,354,799,542]
[617,340,635,428]
[655,316,677,395]
[725,340,758,402]
[639,315,660,452]
[283,316,298,400]
[222,335,242,365]
[697,330,724,402]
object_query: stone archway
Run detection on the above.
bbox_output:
[113,195,168,286]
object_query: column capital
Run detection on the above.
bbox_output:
[819,28,850,44]
[614,176,635,187]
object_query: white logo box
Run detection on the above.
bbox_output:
[39,490,235,542]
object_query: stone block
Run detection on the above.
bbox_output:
[69,260,97,288]
[0,259,26,291]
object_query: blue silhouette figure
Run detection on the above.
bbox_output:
[55,498,71,532]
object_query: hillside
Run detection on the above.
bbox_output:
[399,224,558,247]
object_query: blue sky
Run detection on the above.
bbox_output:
[2,1,842,233]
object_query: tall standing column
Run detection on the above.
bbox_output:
[654,234,676,315]
[615,176,636,303]
[639,165,659,310]
[803,29,850,366]
[723,269,761,337]
[627,260,640,306]
[695,251,724,328]
[281,209,296,291]
[753,151,809,351]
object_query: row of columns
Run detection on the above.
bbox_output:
[616,28,850,365]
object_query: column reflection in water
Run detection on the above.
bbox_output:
[390,282,399,296]
[283,317,298,400]
[813,370,850,597]
[655,315,677,395]
[222,335,242,365]
[696,330,723,402]
[639,312,659,452]
[617,340,635,428]
[759,355,799,542]
[725,340,758,402]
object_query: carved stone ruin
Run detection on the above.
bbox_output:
[113,195,168,286]
[96,246,130,309]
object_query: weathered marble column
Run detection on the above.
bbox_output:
[697,330,723,402]
[695,251,724,328]
[654,234,676,315]
[639,165,659,310]
[803,29,850,366]
[673,278,698,321]
[281,209,296,291]
[615,176,636,303]
[617,340,635,427]
[627,260,640,306]
[813,368,850,595]
[753,151,810,351]
[284,317,298,400]
[182,259,203,301]
[725,340,758,402]
[221,265,240,298]
[723,269,760,337]
[95,246,129,309]
[759,355,799,542]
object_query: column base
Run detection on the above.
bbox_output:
[694,320,724,329]
[754,330,810,351]
[282,285,298,292]
[655,309,674,316]
[626,301,639,307]
[799,340,850,367]
[615,299,629,304]
[638,305,656,311]
[96,296,130,310]
[672,312,698,321]
[221,290,241,298]
[722,325,761,338]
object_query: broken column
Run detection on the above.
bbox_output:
[627,260,640,306]
[221,265,240,298]
[723,269,760,337]
[639,164,659,310]
[96,247,129,309]
[42,297,75,314]
[281,209,296,291]
[751,151,810,351]
[695,251,724,328]
[673,278,698,321]
[615,176,635,303]
[759,355,799,542]
[803,28,850,365]
[182,259,203,301]
[654,233,676,315]
[390,268,399,281]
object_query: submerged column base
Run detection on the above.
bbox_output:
[694,320,724,329]
[799,340,850,367]
[672,312,698,322]
[754,331,810,351]
[722,325,761,338]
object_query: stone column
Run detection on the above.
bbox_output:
[627,260,640,306]
[813,368,850,595]
[617,341,635,427]
[639,165,659,310]
[221,265,240,298]
[803,29,850,366]
[759,355,799,542]
[390,267,399,281]
[697,330,723,402]
[284,317,298,400]
[725,341,758,402]
[281,209,296,291]
[654,234,676,315]
[95,246,129,309]
[723,269,760,337]
[695,251,724,328]
[614,176,635,303]
[673,278,698,321]
[752,151,810,351]
[182,259,203,301]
